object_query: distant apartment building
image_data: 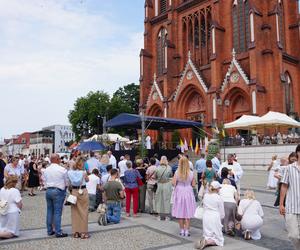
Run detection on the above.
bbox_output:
[29,130,54,157]
[42,125,75,153]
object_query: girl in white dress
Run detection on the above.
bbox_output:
[267,155,279,189]
[0,176,23,238]
[238,190,264,240]
[195,181,225,249]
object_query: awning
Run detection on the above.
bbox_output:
[104,113,202,130]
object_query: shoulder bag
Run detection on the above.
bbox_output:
[194,202,204,220]
[236,200,254,221]
[0,199,9,215]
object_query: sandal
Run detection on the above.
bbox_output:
[80,233,90,239]
[73,232,80,238]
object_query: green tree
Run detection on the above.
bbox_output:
[68,91,110,141]
[69,83,140,141]
[113,83,140,113]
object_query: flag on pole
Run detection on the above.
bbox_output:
[180,138,184,153]
[199,138,203,151]
[189,139,194,152]
[195,138,199,155]
[184,138,188,151]
[204,137,209,152]
[222,129,226,138]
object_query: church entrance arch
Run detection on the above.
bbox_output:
[148,104,163,117]
[177,85,206,142]
[224,87,251,123]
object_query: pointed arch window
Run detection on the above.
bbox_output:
[194,18,199,49]
[157,28,167,76]
[160,0,167,14]
[200,15,206,47]
[278,3,285,49]
[232,0,250,53]
[284,73,293,114]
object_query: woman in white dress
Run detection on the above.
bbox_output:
[267,155,278,189]
[195,181,225,249]
[0,176,23,239]
[238,190,264,240]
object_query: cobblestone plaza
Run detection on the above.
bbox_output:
[0,170,294,250]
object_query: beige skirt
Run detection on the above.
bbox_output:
[71,189,89,233]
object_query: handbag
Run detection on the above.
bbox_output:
[0,199,9,215]
[66,194,77,205]
[97,203,107,214]
[194,205,204,220]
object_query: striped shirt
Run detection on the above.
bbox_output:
[281,162,300,214]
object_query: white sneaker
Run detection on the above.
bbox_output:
[165,216,171,221]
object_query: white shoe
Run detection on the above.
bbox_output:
[157,216,161,221]
[165,216,171,221]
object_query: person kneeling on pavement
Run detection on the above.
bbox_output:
[99,169,125,225]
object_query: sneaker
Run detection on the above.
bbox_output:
[184,230,190,237]
[157,216,161,221]
[48,231,55,236]
[244,230,251,240]
[165,216,171,221]
[179,230,185,236]
[56,233,68,238]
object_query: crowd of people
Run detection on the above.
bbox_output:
[0,145,299,249]
[226,132,300,146]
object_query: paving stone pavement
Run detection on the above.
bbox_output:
[0,170,295,249]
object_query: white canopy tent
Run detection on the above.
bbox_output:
[254,111,300,128]
[224,111,300,129]
[224,115,262,129]
[85,133,130,143]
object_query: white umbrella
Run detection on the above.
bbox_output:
[224,115,262,129]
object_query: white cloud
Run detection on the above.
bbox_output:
[0,0,143,138]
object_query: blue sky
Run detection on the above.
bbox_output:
[0,0,144,139]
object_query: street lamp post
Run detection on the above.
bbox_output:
[97,115,101,135]
[217,97,230,161]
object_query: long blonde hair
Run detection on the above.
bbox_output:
[177,156,190,181]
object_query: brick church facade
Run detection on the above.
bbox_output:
[139,0,300,135]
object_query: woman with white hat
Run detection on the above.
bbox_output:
[195,181,225,249]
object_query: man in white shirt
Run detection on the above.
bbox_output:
[118,154,129,182]
[218,154,243,195]
[87,168,101,212]
[44,154,68,238]
[107,151,117,169]
[86,152,101,174]
[211,152,221,173]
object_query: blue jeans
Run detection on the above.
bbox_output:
[106,202,121,224]
[46,188,66,235]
